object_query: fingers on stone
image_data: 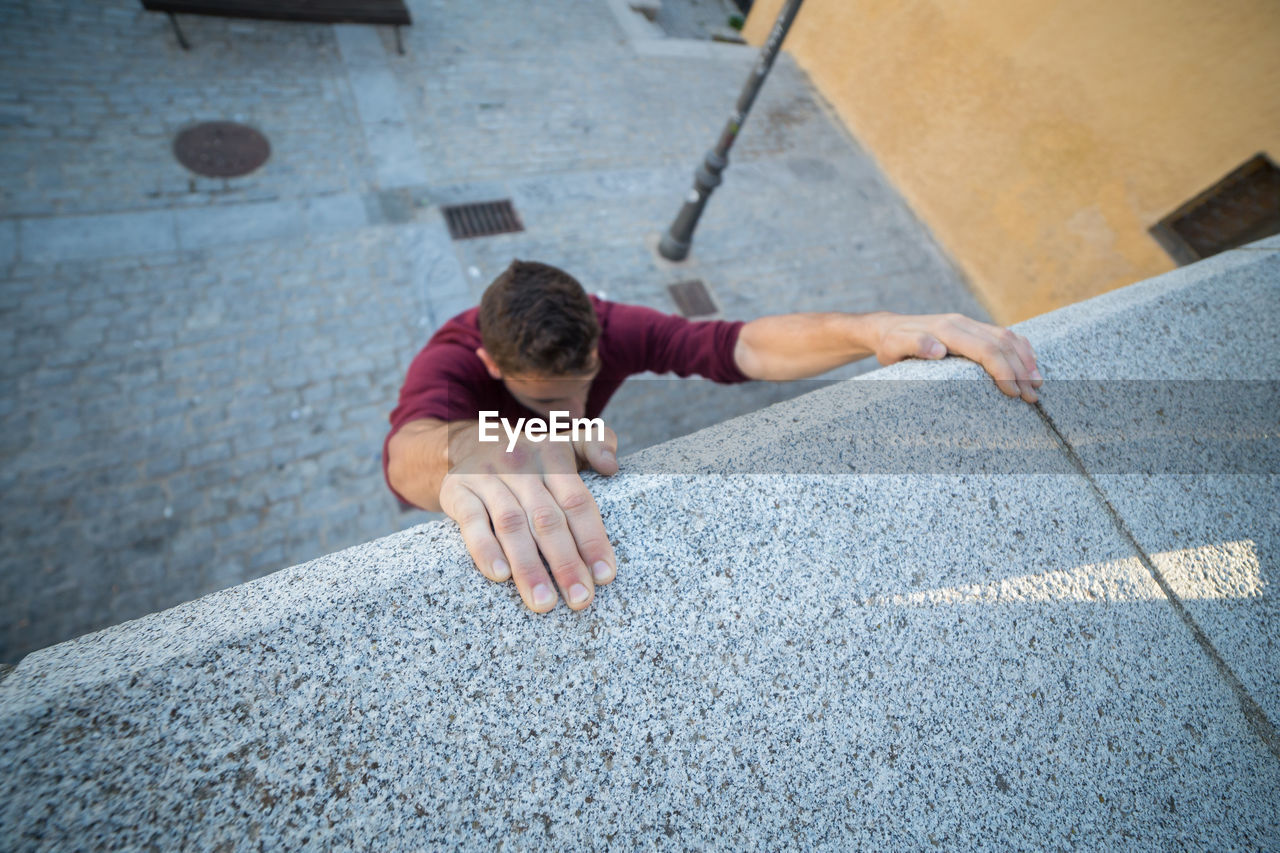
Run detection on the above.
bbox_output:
[449,487,511,582]
[514,492,591,606]
[472,480,552,606]
[546,475,616,590]
[1013,335,1041,381]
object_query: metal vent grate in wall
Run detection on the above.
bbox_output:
[1151,153,1280,264]
[667,279,719,318]
[442,200,524,239]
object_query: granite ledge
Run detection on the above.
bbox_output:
[1,238,1278,850]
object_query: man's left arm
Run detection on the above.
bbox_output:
[732,311,1043,403]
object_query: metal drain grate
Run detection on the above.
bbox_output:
[667,279,718,318]
[1151,153,1280,264]
[442,200,524,239]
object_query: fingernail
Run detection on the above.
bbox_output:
[601,450,616,464]
[568,583,590,606]
[532,583,556,609]
[492,559,510,581]
[1031,368,1043,382]
[592,560,614,583]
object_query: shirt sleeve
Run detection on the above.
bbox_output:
[605,302,751,383]
[387,342,484,431]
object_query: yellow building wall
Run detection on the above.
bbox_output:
[745,0,1280,322]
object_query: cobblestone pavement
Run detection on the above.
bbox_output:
[0,0,983,660]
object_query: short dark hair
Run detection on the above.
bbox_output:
[478,260,600,376]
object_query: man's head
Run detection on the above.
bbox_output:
[476,260,600,419]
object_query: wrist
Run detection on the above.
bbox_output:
[444,419,482,470]
[850,311,895,359]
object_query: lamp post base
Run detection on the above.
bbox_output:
[658,231,691,262]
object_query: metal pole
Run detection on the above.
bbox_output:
[658,0,805,261]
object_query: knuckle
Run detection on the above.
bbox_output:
[454,507,490,528]
[558,489,595,515]
[439,476,467,501]
[492,508,528,535]
[549,556,585,577]
[573,535,608,558]
[509,563,544,585]
[529,505,566,534]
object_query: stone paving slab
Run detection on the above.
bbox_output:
[630,35,757,61]
[1019,240,1280,726]
[14,194,373,264]
[19,210,179,264]
[334,24,430,189]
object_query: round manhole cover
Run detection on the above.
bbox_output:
[173,121,270,178]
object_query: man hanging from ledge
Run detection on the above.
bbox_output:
[384,260,1042,614]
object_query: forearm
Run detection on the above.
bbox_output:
[734,312,888,380]
[740,310,1043,402]
[386,418,478,512]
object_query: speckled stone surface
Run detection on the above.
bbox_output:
[2,247,1279,848]
[1020,239,1280,725]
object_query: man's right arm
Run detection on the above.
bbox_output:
[386,418,468,513]
[386,417,620,613]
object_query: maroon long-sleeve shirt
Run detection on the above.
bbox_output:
[382,297,749,505]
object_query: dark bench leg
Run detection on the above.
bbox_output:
[167,11,191,50]
[394,25,404,55]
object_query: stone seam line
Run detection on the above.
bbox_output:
[1031,402,1280,763]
